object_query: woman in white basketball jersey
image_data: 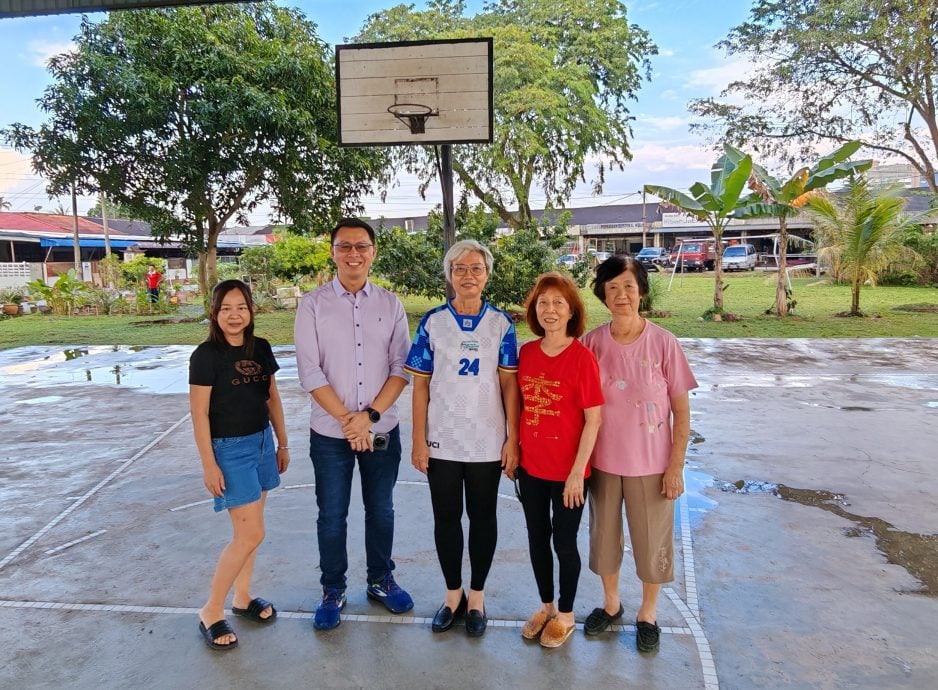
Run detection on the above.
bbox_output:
[405,240,520,637]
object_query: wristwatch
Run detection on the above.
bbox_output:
[365,407,381,423]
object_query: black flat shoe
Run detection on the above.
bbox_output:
[431,593,467,633]
[636,620,661,653]
[584,604,624,635]
[465,608,487,637]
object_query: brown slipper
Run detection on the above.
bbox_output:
[539,617,576,648]
[521,609,554,640]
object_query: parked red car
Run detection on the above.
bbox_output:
[671,240,716,271]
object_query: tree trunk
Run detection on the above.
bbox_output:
[205,222,219,288]
[197,252,209,300]
[775,216,789,316]
[712,227,724,311]
[196,223,220,311]
[851,277,861,316]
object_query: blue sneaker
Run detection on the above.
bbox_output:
[313,588,346,631]
[365,573,414,614]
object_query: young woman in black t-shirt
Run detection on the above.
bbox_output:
[189,280,290,650]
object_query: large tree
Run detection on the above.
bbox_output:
[689,1,938,193]
[355,0,656,229]
[3,2,386,295]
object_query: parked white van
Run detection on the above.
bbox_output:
[723,243,757,271]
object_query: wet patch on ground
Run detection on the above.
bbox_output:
[776,485,938,597]
[716,479,938,596]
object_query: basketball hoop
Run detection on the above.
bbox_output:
[387,103,436,134]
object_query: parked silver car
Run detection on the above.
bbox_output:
[723,243,757,271]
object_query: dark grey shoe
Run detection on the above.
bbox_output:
[636,620,660,652]
[584,605,624,635]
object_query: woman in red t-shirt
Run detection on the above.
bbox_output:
[515,272,604,648]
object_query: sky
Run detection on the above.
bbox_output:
[0,0,755,222]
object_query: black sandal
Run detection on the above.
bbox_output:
[199,619,239,650]
[232,597,277,624]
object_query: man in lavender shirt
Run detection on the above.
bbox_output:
[294,218,413,631]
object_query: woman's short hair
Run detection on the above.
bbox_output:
[524,272,587,338]
[592,255,650,302]
[208,279,255,354]
[443,239,494,283]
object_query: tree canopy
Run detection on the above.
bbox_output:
[355,0,656,229]
[3,2,387,295]
[689,1,938,192]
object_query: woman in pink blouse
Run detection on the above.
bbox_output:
[580,255,698,653]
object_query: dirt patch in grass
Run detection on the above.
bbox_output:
[890,303,938,314]
[132,317,204,326]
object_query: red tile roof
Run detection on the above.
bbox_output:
[0,212,128,235]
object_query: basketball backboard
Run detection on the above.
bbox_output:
[336,38,493,147]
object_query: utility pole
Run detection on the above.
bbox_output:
[101,192,112,258]
[439,144,456,301]
[641,188,648,248]
[71,183,81,274]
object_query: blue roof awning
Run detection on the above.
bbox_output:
[40,237,139,248]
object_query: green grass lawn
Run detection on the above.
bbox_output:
[2,272,937,350]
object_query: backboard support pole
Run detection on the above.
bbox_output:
[440,144,456,300]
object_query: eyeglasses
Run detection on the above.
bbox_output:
[452,264,487,277]
[333,242,374,254]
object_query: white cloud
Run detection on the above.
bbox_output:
[26,40,75,68]
[684,57,752,94]
[0,149,34,195]
[630,142,713,173]
[657,48,675,58]
[636,115,689,132]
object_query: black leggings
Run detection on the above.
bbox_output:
[518,466,586,614]
[427,458,502,591]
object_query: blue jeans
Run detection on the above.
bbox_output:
[309,426,401,589]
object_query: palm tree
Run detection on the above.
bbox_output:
[807,176,918,316]
[736,141,872,316]
[646,144,754,313]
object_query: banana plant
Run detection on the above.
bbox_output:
[645,144,755,313]
[736,141,872,315]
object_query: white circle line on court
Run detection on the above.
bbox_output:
[0,599,694,635]
[0,413,192,572]
[674,490,719,689]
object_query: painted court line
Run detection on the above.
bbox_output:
[679,492,701,619]
[673,490,719,690]
[0,413,191,572]
[0,599,694,635]
[44,530,107,555]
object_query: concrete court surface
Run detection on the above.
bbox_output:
[0,338,936,689]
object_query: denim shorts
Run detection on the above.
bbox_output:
[211,426,280,512]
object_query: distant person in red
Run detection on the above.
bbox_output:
[145,264,163,304]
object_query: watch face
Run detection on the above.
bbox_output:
[368,408,380,422]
